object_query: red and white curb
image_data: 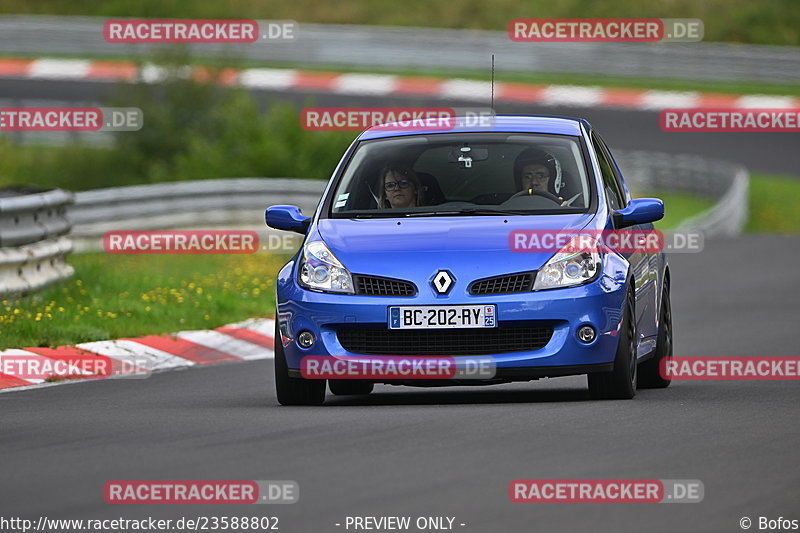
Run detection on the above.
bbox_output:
[0,318,274,393]
[1,57,798,111]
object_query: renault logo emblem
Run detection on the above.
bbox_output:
[432,270,454,294]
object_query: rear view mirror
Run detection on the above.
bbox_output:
[448,146,489,168]
[613,198,664,228]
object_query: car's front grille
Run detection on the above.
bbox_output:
[354,275,416,297]
[337,324,553,356]
[469,272,535,295]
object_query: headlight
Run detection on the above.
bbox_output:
[533,237,602,291]
[298,241,354,294]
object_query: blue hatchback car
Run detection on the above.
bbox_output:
[266,115,673,405]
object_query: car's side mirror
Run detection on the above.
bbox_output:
[613,198,664,229]
[265,205,311,235]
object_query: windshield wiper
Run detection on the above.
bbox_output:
[403,210,463,217]
[459,208,532,216]
[348,213,395,218]
[405,208,530,217]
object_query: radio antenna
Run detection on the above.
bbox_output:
[490,53,495,111]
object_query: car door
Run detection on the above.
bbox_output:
[590,131,655,345]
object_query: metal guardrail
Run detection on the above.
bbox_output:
[0,16,798,84]
[67,150,748,252]
[676,167,749,236]
[615,150,749,236]
[0,188,73,246]
[69,178,325,251]
[0,237,74,296]
[0,188,75,296]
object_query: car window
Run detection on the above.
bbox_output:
[590,132,625,211]
[328,133,592,217]
[595,133,629,207]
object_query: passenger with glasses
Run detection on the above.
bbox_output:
[378,166,423,209]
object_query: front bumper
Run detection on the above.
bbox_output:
[276,254,630,379]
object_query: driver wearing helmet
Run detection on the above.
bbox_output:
[513,147,569,206]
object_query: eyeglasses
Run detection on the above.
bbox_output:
[384,179,412,191]
[522,171,549,181]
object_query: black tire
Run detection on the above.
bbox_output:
[588,286,637,400]
[274,322,326,406]
[329,380,374,396]
[638,280,673,389]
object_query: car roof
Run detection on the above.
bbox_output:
[358,114,589,140]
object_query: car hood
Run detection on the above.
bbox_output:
[313,214,595,277]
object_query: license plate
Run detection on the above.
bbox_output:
[389,305,497,330]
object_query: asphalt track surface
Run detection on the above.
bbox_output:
[2,235,799,532]
[1,76,799,531]
[0,77,798,176]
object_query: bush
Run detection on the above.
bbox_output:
[0,56,357,191]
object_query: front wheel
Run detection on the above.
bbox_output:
[588,286,637,400]
[274,321,326,406]
[638,280,673,389]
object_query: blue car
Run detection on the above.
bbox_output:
[266,115,673,405]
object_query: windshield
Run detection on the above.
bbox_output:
[327,132,593,218]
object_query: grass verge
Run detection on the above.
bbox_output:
[0,252,292,349]
[649,191,716,230]
[746,173,800,233]
[649,173,800,233]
